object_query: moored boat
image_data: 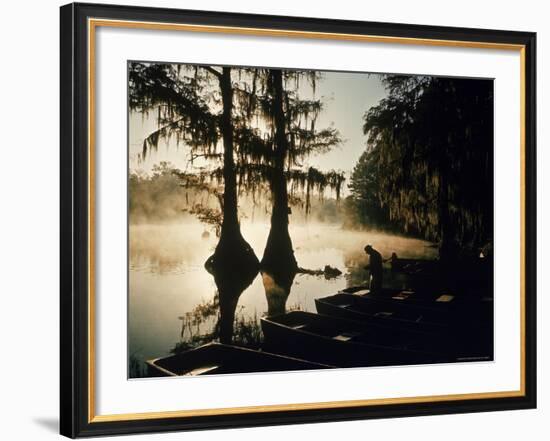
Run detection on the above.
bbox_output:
[316,293,493,360]
[336,287,493,326]
[316,292,449,331]
[261,311,449,368]
[146,342,333,377]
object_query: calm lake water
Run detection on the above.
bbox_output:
[128,221,437,373]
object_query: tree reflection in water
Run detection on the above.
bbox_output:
[171,258,261,354]
[261,268,297,317]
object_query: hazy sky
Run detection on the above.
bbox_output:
[129,69,387,185]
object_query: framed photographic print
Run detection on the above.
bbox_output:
[60,2,537,438]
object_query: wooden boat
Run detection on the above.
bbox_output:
[316,293,493,360]
[261,311,450,368]
[337,287,493,325]
[146,342,333,377]
[341,286,444,311]
[316,292,450,332]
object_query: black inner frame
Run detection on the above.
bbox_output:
[60,2,537,438]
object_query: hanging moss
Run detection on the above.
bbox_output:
[351,75,493,253]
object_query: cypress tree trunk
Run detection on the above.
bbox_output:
[261,70,298,272]
[206,67,259,276]
[219,67,239,239]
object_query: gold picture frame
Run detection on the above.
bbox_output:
[60,2,536,437]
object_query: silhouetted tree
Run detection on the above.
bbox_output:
[242,69,344,273]
[347,149,391,228]
[357,75,493,258]
[129,62,259,277]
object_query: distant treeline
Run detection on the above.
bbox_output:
[130,162,210,223]
[347,75,493,256]
[130,162,344,227]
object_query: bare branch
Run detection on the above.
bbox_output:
[200,66,223,79]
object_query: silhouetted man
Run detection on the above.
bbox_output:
[364,245,383,292]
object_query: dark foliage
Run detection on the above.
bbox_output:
[350,75,493,256]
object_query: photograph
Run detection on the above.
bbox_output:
[127,62,495,378]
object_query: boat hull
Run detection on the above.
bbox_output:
[261,311,449,368]
[146,342,334,377]
[315,294,493,360]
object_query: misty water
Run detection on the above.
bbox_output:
[129,220,437,369]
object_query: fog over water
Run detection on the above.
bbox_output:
[129,220,437,364]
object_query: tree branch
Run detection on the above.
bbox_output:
[200,66,223,79]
